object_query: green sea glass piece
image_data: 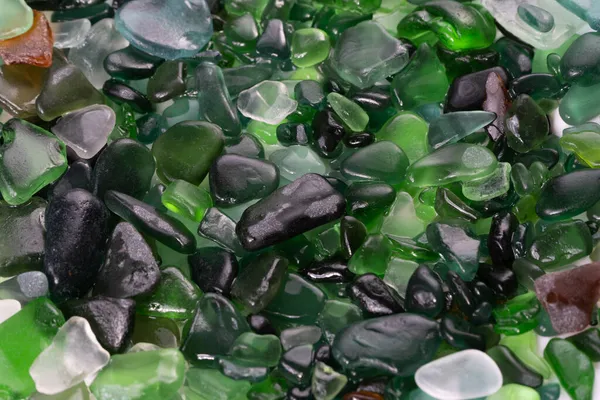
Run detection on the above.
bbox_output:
[90,349,185,400]
[229,332,282,367]
[461,162,511,202]
[559,82,600,126]
[391,43,449,110]
[186,368,250,400]
[397,1,496,51]
[311,362,348,400]
[405,143,497,187]
[161,180,212,222]
[291,28,331,68]
[427,111,496,150]
[488,384,541,400]
[377,112,429,163]
[560,126,600,168]
[518,4,554,33]
[426,221,480,281]
[381,192,425,239]
[544,339,594,400]
[340,141,409,185]
[0,298,64,399]
[0,0,34,40]
[327,92,369,132]
[493,292,541,336]
[500,330,552,379]
[0,119,67,206]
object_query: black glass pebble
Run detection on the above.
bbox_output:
[48,159,92,200]
[348,273,404,317]
[102,79,153,114]
[440,314,486,351]
[344,132,375,148]
[104,46,163,80]
[224,134,265,159]
[405,265,444,318]
[247,314,277,335]
[310,109,346,158]
[302,257,354,283]
[256,19,290,59]
[147,60,187,103]
[487,345,543,388]
[345,182,396,220]
[188,247,238,296]
[340,216,367,260]
[487,211,518,267]
[277,122,311,146]
[444,67,509,112]
[477,264,518,299]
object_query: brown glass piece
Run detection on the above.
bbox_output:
[534,262,600,334]
[0,11,53,68]
[483,72,511,141]
[343,392,384,400]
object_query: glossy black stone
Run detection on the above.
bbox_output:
[48,159,92,200]
[509,73,565,101]
[287,386,313,400]
[405,266,444,318]
[59,0,103,10]
[295,80,325,109]
[147,61,187,103]
[279,345,314,386]
[344,132,375,148]
[494,37,533,79]
[93,222,160,299]
[487,345,543,388]
[209,154,280,206]
[62,296,135,353]
[470,280,496,305]
[477,264,518,299]
[310,109,346,158]
[345,182,396,220]
[325,177,347,193]
[275,235,317,269]
[247,313,277,335]
[348,273,404,317]
[471,301,493,325]
[224,134,265,159]
[446,271,476,316]
[340,216,367,259]
[302,257,354,283]
[488,211,518,268]
[256,19,290,59]
[103,46,163,80]
[445,67,509,112]
[102,79,152,113]
[350,88,396,131]
[92,138,155,200]
[188,247,238,295]
[315,343,332,364]
[441,314,486,351]
[104,190,196,254]
[512,222,533,259]
[198,208,245,255]
[436,44,500,81]
[44,189,110,300]
[236,174,345,251]
[276,122,311,146]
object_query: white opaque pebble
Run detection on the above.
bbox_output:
[0,299,21,324]
[29,316,110,395]
[237,81,298,125]
[415,349,503,400]
[51,105,116,159]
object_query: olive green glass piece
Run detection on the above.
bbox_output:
[391,43,449,110]
[136,267,202,320]
[500,330,552,379]
[229,332,282,367]
[327,92,369,132]
[311,362,348,400]
[505,95,550,153]
[90,349,185,400]
[544,339,594,400]
[493,292,541,336]
[291,28,331,68]
[462,162,511,202]
[161,180,212,222]
[560,127,600,168]
[397,1,496,51]
[0,119,67,205]
[405,144,497,187]
[340,141,409,185]
[377,112,429,164]
[152,121,224,185]
[488,384,541,400]
[526,220,593,270]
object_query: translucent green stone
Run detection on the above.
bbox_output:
[397,1,496,51]
[426,221,480,281]
[331,21,410,89]
[269,146,326,181]
[559,32,600,86]
[544,339,594,400]
[377,112,429,163]
[315,0,381,13]
[381,192,425,239]
[511,163,534,196]
[559,81,600,126]
[340,141,409,185]
[136,267,202,320]
[526,220,593,270]
[560,128,600,168]
[500,330,552,379]
[348,234,393,276]
[0,298,64,399]
[0,0,33,40]
[567,328,600,362]
[0,198,46,277]
[91,349,185,400]
[0,119,67,205]
[317,300,363,344]
[505,95,549,153]
[224,0,270,22]
[311,362,348,400]
[462,162,511,201]
[229,332,282,367]
[391,43,448,110]
[327,93,369,132]
[488,384,541,400]
[161,180,212,222]
[291,28,331,68]
[518,4,555,33]
[383,257,420,297]
[493,292,541,336]
[536,170,600,221]
[405,144,497,187]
